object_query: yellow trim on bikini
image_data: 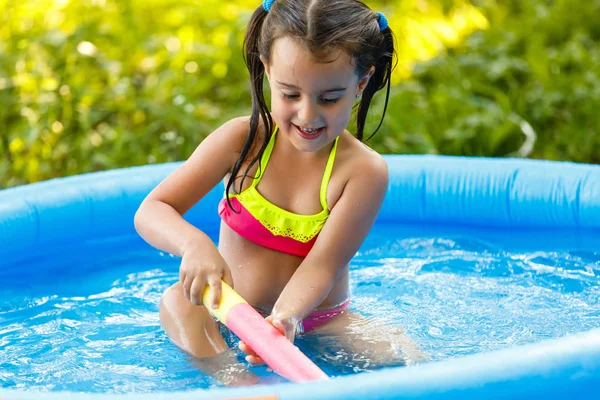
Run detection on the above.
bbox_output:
[229,127,339,243]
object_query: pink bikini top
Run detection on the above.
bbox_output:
[218,128,339,257]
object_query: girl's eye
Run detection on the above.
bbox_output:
[281,93,339,105]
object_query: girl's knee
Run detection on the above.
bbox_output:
[161,283,193,318]
[159,283,227,358]
[161,283,211,318]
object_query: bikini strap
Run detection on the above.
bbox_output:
[319,136,339,211]
[250,126,278,188]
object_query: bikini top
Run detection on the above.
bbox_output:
[218,127,339,257]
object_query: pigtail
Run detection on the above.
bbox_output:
[356,22,396,142]
[225,6,274,212]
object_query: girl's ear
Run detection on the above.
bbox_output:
[260,55,271,82]
[357,66,376,96]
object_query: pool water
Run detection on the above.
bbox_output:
[1,223,599,393]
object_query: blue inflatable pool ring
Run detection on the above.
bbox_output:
[1,154,600,399]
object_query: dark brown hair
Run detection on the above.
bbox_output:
[226,0,396,207]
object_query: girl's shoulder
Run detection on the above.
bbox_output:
[139,116,258,216]
[210,115,252,150]
[336,130,389,185]
[210,115,268,160]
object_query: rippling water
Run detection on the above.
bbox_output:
[1,224,599,393]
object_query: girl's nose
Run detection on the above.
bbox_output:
[297,99,319,125]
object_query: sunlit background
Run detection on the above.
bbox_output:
[1,0,599,188]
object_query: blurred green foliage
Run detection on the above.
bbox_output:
[0,0,598,188]
[369,0,600,162]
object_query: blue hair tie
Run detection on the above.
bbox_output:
[263,0,275,12]
[377,12,388,31]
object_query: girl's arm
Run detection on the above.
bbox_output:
[271,152,389,338]
[134,117,249,306]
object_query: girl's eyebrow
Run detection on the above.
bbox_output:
[276,81,347,93]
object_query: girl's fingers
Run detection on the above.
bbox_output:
[207,276,222,309]
[239,341,264,365]
[245,355,264,366]
[282,324,296,342]
[181,273,192,300]
[267,316,285,335]
[189,277,206,306]
[269,317,295,342]
[238,341,257,357]
[222,266,234,289]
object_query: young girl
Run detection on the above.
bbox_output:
[135,0,423,384]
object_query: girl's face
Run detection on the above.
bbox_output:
[263,36,372,153]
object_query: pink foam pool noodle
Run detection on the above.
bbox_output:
[202,281,329,382]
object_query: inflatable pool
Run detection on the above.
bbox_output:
[1,154,600,399]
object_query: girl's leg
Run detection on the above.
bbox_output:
[159,282,228,357]
[309,310,427,367]
[159,282,257,385]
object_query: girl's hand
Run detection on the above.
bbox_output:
[239,315,297,366]
[179,244,233,309]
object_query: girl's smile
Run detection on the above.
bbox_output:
[293,124,326,140]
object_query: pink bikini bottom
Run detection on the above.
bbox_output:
[297,299,351,334]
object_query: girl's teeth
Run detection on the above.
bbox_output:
[301,127,320,133]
